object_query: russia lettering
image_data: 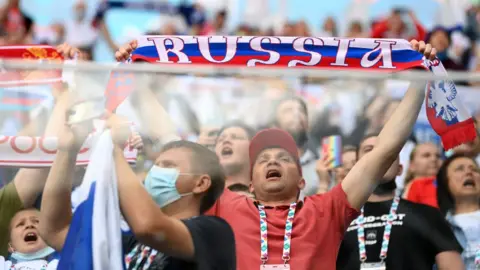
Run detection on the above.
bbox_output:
[139,36,399,69]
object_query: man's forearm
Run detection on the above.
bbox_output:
[114,147,166,232]
[435,251,465,270]
[377,81,426,157]
[340,81,427,209]
[114,147,196,258]
[40,150,76,236]
[14,91,69,207]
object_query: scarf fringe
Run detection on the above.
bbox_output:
[440,118,477,150]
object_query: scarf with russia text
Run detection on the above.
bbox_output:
[125,36,476,150]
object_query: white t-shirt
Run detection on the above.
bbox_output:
[0,257,58,270]
[453,210,480,269]
[63,19,98,48]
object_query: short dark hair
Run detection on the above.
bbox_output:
[436,153,478,216]
[216,121,256,143]
[392,7,408,15]
[217,10,227,18]
[160,140,226,213]
[227,183,250,193]
[343,145,357,154]
[357,132,380,157]
[426,27,451,44]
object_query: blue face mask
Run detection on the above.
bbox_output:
[11,246,55,262]
[144,167,193,208]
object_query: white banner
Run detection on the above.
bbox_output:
[0,135,137,167]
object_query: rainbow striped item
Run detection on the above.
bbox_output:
[322,135,342,168]
[129,36,476,150]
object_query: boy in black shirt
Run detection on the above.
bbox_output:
[336,134,464,270]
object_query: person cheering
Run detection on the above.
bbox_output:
[437,154,480,269]
[336,134,463,270]
[39,91,236,270]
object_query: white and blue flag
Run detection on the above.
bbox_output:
[58,131,125,270]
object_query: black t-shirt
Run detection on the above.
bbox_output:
[336,198,462,270]
[123,215,236,270]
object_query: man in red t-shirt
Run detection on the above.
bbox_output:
[206,40,437,270]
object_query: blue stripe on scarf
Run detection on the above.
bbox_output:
[133,44,423,63]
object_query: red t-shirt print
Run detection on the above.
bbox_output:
[206,185,360,270]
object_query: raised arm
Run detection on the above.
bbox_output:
[109,115,195,260]
[14,44,85,208]
[341,40,436,209]
[131,80,179,145]
[115,40,179,146]
[38,44,91,251]
[436,252,464,270]
[12,93,66,207]
[38,91,91,251]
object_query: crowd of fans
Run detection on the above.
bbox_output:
[0,0,479,270]
[0,40,476,269]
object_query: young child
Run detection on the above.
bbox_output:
[1,208,58,269]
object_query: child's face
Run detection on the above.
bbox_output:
[9,209,48,254]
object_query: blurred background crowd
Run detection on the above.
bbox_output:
[1,0,480,184]
[0,1,479,268]
[0,0,479,68]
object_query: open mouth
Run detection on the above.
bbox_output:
[23,232,38,243]
[221,147,233,157]
[462,179,476,188]
[266,169,282,180]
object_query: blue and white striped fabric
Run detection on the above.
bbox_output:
[58,131,125,270]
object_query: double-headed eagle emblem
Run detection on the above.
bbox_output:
[427,80,459,123]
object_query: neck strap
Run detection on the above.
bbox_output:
[258,202,297,265]
[356,196,400,262]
